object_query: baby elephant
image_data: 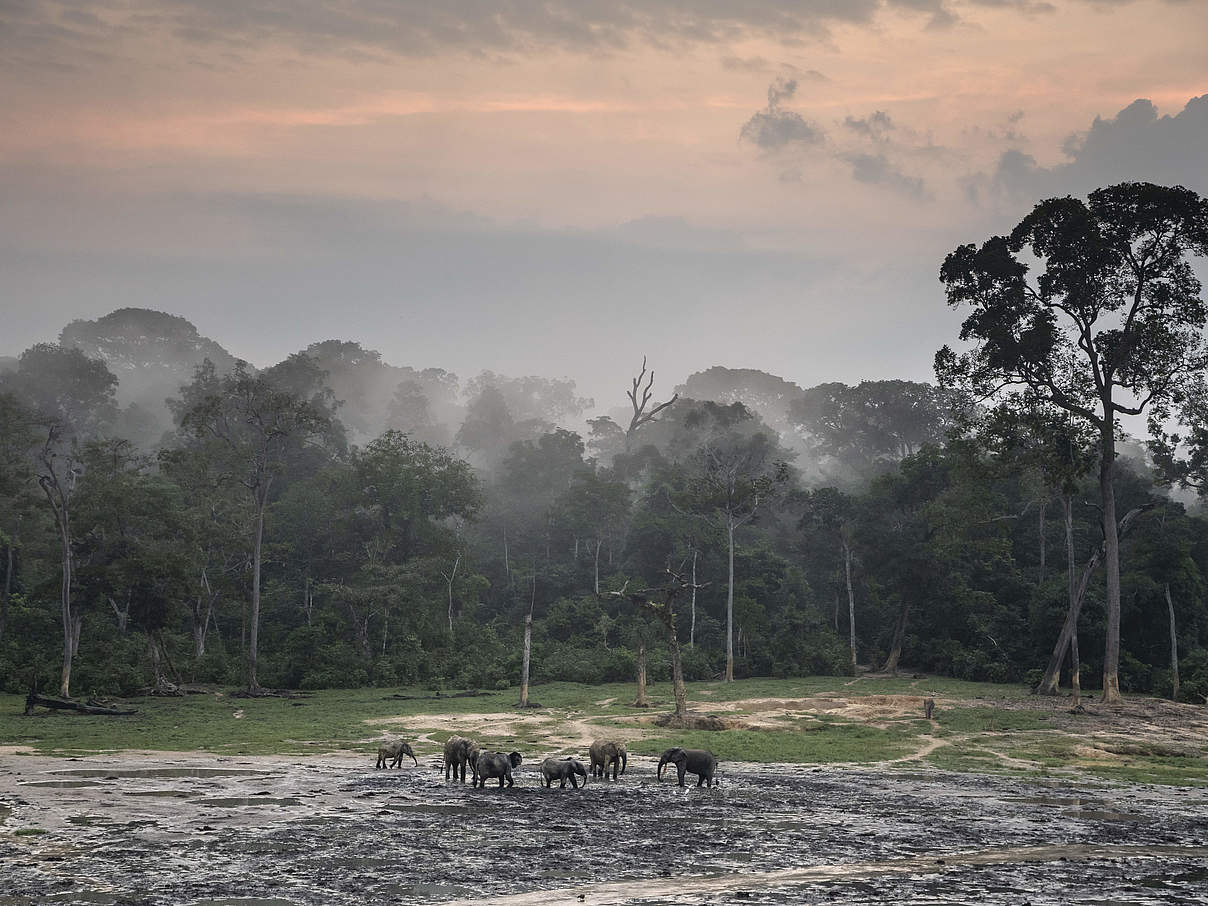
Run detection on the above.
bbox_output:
[473,751,523,788]
[541,757,588,789]
[376,738,418,769]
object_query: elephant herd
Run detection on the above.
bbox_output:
[375,735,719,788]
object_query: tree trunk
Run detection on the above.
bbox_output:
[503,530,510,582]
[57,512,73,698]
[1167,583,1180,701]
[519,612,532,707]
[689,547,697,649]
[882,599,910,675]
[1037,495,1096,696]
[843,538,856,673]
[594,539,602,596]
[632,642,648,707]
[248,491,267,694]
[520,573,534,707]
[1099,424,1122,704]
[1069,625,1081,709]
[109,593,130,634]
[1037,499,1152,697]
[725,520,735,682]
[25,692,136,716]
[665,618,688,717]
[302,576,313,627]
[1038,499,1048,585]
[1,543,13,647]
[446,553,460,633]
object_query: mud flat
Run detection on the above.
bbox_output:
[1,751,1206,905]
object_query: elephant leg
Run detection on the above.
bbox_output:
[569,775,579,789]
[677,765,686,787]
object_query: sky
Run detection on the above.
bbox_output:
[2,0,1207,408]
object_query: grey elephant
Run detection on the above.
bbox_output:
[473,751,522,788]
[541,757,588,789]
[443,736,480,782]
[588,739,627,780]
[656,747,718,787]
[375,738,418,769]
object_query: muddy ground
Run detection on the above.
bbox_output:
[2,752,1206,905]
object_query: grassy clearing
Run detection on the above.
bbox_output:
[2,677,1206,786]
[632,726,920,765]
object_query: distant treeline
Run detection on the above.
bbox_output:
[2,182,1206,704]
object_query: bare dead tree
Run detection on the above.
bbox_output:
[441,552,461,633]
[1036,503,1155,696]
[606,563,709,717]
[625,357,678,452]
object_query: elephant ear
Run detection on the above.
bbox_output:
[509,752,523,767]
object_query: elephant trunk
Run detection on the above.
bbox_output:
[620,750,627,775]
[657,756,667,780]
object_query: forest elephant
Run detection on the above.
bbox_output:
[541,757,588,789]
[588,739,627,780]
[375,738,418,769]
[443,736,480,782]
[473,751,523,788]
[656,747,718,787]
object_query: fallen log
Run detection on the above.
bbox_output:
[24,692,137,716]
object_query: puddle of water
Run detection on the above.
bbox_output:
[67,816,109,826]
[51,768,269,779]
[1062,808,1146,823]
[19,780,107,788]
[1003,796,1087,806]
[193,798,302,808]
[125,790,192,798]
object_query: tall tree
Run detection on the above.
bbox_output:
[678,422,791,681]
[937,181,1208,703]
[172,359,339,693]
[3,344,118,696]
[0,392,41,648]
[800,487,859,672]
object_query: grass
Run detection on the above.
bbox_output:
[632,725,919,764]
[2,676,1205,786]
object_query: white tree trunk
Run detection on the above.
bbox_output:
[725,520,735,682]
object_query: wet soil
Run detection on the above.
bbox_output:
[1,754,1205,905]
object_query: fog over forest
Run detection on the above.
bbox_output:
[3,275,1208,707]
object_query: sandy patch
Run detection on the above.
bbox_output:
[696,694,936,728]
[366,711,617,755]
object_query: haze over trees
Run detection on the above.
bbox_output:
[1,182,1206,706]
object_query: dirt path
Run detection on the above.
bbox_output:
[442,843,1208,906]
